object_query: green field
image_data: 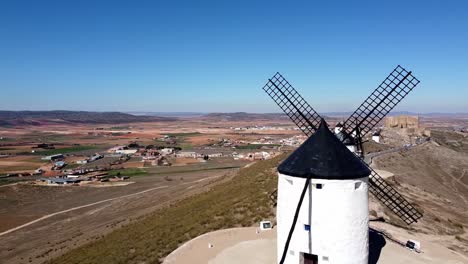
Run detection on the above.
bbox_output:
[155,131,199,149]
[48,154,285,264]
[0,178,31,186]
[109,126,131,130]
[175,143,193,149]
[164,132,201,137]
[152,165,242,175]
[109,163,243,178]
[149,158,247,175]
[234,144,280,149]
[33,146,100,156]
[108,168,148,177]
[64,163,81,170]
[0,147,14,151]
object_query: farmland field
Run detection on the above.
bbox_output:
[0,161,248,264]
[32,145,102,156]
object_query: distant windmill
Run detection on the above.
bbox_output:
[262,65,422,264]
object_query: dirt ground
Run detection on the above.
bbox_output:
[164,227,276,264]
[164,225,468,264]
[0,159,41,173]
[370,136,468,256]
[0,167,240,264]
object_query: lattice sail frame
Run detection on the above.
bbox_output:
[263,73,322,136]
[368,168,423,223]
[262,68,423,225]
[342,65,420,138]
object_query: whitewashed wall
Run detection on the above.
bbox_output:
[277,173,369,264]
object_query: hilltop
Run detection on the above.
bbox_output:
[0,111,176,126]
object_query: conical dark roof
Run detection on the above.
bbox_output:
[278,119,370,180]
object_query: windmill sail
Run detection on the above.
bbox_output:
[263,72,321,137]
[263,68,423,224]
[342,65,420,138]
[368,167,422,224]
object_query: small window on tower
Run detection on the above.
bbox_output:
[322,256,329,261]
[315,183,323,189]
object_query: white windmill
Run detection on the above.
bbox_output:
[277,119,370,263]
[262,65,423,264]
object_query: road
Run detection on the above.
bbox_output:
[365,141,429,165]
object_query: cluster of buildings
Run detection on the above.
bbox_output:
[108,145,138,155]
[7,132,283,180]
[76,153,103,164]
[232,151,274,160]
[41,154,65,161]
[174,147,279,161]
[39,177,82,185]
[108,144,173,158]
[38,171,129,186]
[155,135,177,145]
[279,135,307,147]
[210,135,299,149]
[106,142,281,163]
[175,150,224,159]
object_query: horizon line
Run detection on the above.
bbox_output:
[1,110,468,115]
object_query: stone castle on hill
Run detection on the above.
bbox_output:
[385,115,419,129]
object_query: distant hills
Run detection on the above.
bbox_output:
[262,111,468,118]
[130,111,468,119]
[199,111,468,122]
[1,110,465,127]
[0,111,176,126]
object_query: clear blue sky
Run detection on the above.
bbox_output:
[1,0,467,113]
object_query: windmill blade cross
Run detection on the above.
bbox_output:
[262,68,423,224]
[342,65,420,138]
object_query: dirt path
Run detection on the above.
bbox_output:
[0,185,169,237]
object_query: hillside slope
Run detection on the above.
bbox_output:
[372,131,468,254]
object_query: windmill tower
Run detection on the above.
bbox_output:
[262,65,423,264]
[277,119,370,264]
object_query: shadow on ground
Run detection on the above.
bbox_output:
[369,228,386,264]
